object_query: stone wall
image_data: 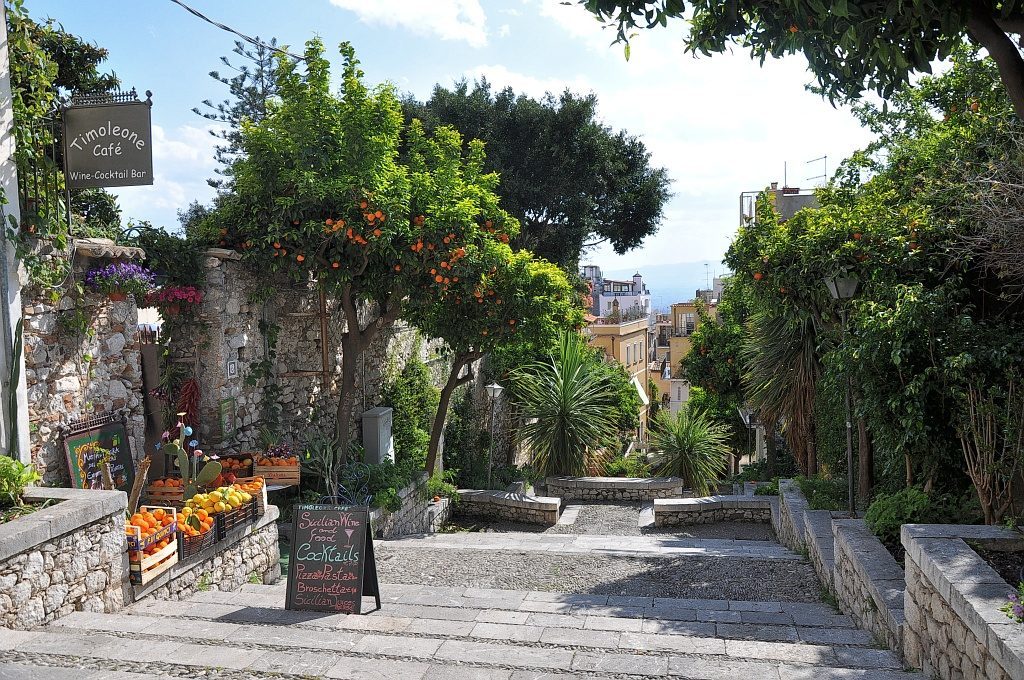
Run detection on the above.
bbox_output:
[370,472,453,538]
[0,488,126,629]
[135,506,281,602]
[22,245,146,486]
[803,509,839,596]
[833,519,905,650]
[902,524,1024,680]
[653,496,773,526]
[544,476,684,501]
[773,479,808,551]
[182,252,450,454]
[455,490,560,525]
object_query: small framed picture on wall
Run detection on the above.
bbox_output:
[226,359,239,380]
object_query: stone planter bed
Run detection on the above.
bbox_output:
[653,495,774,526]
[455,489,561,525]
[369,471,453,538]
[544,476,684,501]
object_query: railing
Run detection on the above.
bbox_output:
[15,112,70,236]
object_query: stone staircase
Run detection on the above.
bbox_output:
[0,582,921,679]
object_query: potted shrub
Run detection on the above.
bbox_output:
[145,285,203,316]
[0,456,42,523]
[85,262,156,302]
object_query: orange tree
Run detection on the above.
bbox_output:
[203,39,515,472]
[406,238,583,475]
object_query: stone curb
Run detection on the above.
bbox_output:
[0,488,127,563]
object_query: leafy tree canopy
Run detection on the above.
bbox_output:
[581,0,1024,118]
[404,80,671,269]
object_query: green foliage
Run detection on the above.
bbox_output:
[582,0,1024,117]
[167,440,221,499]
[442,388,490,487]
[488,464,542,490]
[381,355,439,469]
[405,80,670,268]
[754,480,779,496]
[734,450,798,482]
[590,356,642,439]
[648,408,730,496]
[604,453,650,478]
[865,487,982,554]
[795,476,848,511]
[127,221,206,288]
[0,457,40,509]
[425,470,459,503]
[511,332,619,477]
[336,459,419,513]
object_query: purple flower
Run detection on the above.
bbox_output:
[1014,604,1024,619]
[85,262,156,298]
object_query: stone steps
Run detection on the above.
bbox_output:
[379,531,801,560]
[0,578,924,679]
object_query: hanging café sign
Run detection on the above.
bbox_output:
[62,88,154,189]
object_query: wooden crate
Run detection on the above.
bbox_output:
[126,506,178,552]
[129,539,178,585]
[218,452,256,478]
[252,461,300,487]
[145,484,184,507]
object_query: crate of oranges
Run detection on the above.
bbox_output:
[146,476,185,505]
[218,453,255,477]
[126,507,178,585]
[253,454,300,487]
[176,506,217,560]
[231,476,267,516]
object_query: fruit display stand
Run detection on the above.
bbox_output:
[178,526,217,559]
[215,499,257,541]
[218,453,255,478]
[127,506,179,585]
[253,456,300,488]
[232,476,268,515]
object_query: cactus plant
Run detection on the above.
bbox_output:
[166,439,222,499]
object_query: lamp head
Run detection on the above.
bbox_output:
[825,275,859,300]
[486,382,504,399]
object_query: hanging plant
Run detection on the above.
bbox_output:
[84,261,155,301]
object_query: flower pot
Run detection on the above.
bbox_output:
[164,303,180,316]
[108,292,128,302]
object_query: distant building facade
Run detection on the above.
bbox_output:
[581,265,651,321]
[586,315,651,439]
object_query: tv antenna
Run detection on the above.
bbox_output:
[806,155,827,183]
[705,263,710,290]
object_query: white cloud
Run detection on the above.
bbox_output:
[329,0,488,47]
[111,123,220,230]
[535,0,620,52]
[498,24,511,38]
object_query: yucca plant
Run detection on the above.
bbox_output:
[648,408,730,497]
[511,332,619,477]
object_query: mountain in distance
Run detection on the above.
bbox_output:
[604,261,731,313]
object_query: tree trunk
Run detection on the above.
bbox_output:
[857,417,874,507]
[905,453,914,488]
[764,422,777,477]
[806,419,818,477]
[425,351,481,477]
[335,332,362,467]
[967,6,1024,119]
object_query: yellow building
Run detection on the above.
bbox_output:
[650,301,713,415]
[586,315,650,439]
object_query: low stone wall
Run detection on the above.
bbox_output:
[804,509,839,596]
[773,479,808,551]
[135,506,281,602]
[370,472,453,538]
[653,496,773,526]
[455,490,560,525]
[833,519,905,650]
[544,476,683,501]
[902,524,1024,680]
[0,488,127,629]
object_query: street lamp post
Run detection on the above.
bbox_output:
[825,274,859,517]
[485,382,504,489]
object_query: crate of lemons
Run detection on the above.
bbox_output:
[181,477,265,544]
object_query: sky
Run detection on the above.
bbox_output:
[31,0,878,273]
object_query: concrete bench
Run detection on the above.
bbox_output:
[544,476,684,501]
[653,495,773,526]
[455,490,561,526]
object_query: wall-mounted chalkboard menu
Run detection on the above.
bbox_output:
[61,413,135,493]
[285,504,380,614]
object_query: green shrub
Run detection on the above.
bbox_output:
[442,388,490,487]
[866,486,983,555]
[489,464,541,491]
[381,354,440,469]
[425,470,459,503]
[337,459,419,513]
[754,480,779,495]
[0,457,41,509]
[795,476,848,511]
[734,448,799,482]
[604,454,651,478]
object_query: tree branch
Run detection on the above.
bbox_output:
[968,6,1024,119]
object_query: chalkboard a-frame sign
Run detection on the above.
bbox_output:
[60,412,135,493]
[285,504,381,614]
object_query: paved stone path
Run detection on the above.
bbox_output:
[1,581,916,679]
[0,504,924,678]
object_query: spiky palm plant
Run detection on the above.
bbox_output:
[511,332,619,477]
[742,310,821,476]
[648,408,730,496]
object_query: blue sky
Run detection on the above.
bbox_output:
[32,0,876,273]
